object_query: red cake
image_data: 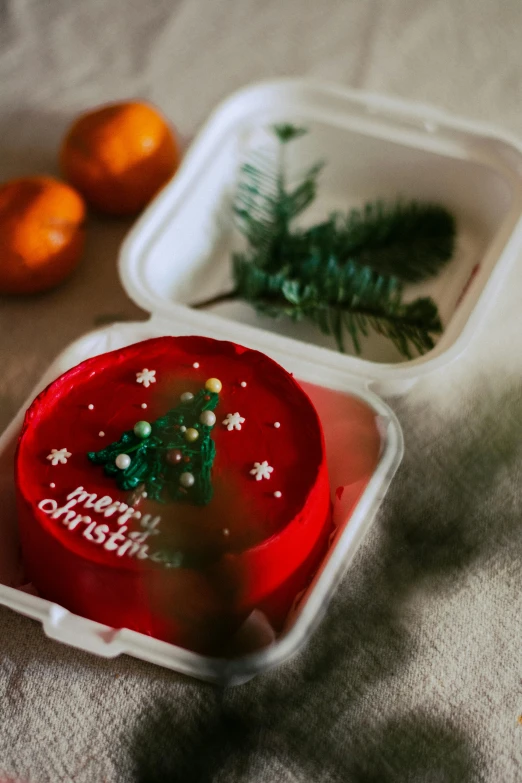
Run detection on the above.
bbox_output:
[15,336,332,653]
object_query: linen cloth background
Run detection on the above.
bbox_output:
[0,1,521,781]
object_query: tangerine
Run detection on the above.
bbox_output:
[60,101,180,216]
[0,176,86,295]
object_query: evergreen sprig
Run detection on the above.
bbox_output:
[195,124,456,358]
[233,255,441,357]
[303,201,456,282]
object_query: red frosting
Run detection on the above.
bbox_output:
[15,336,332,653]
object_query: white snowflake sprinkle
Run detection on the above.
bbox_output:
[250,461,274,481]
[136,368,156,388]
[46,448,71,466]
[223,412,245,431]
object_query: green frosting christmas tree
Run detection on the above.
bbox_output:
[87,379,221,506]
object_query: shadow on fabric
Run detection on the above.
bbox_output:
[126,378,522,782]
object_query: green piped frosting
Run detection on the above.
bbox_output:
[87,388,219,506]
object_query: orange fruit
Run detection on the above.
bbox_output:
[0,176,86,295]
[60,101,180,216]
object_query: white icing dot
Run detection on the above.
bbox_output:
[223,528,230,536]
[49,482,56,489]
[274,490,282,498]
[88,404,94,410]
[142,491,148,498]
[274,422,281,428]
[193,362,200,369]
[180,471,195,488]
[141,403,147,409]
[240,381,247,388]
[99,431,105,437]
[180,425,187,433]
[115,453,131,470]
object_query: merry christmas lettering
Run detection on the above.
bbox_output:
[37,486,177,566]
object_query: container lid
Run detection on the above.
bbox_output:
[120,78,522,395]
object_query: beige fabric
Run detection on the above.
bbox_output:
[1,1,522,780]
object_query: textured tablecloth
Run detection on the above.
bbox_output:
[1,1,522,781]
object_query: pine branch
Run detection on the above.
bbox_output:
[232,255,441,358]
[233,131,324,270]
[192,123,456,358]
[306,201,456,282]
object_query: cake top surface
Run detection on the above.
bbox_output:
[16,336,327,571]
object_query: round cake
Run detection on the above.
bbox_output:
[15,336,332,653]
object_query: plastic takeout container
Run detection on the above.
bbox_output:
[2,79,522,684]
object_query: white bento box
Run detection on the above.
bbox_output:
[1,79,522,684]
